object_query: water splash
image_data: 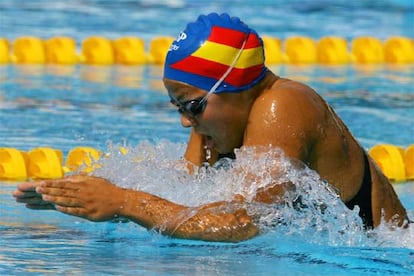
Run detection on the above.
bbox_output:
[90,141,413,248]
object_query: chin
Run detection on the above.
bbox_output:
[210,136,238,155]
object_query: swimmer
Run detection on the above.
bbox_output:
[13,13,409,242]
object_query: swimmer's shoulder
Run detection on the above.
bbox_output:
[249,76,328,137]
[253,77,319,109]
[270,77,317,96]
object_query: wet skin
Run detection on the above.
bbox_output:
[165,71,408,227]
[13,71,408,242]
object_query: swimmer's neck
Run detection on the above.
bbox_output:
[250,71,280,96]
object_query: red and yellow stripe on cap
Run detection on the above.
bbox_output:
[170,26,265,88]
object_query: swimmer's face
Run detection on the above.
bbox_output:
[164,78,247,154]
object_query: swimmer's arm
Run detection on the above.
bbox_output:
[16,175,258,242]
[120,188,259,242]
[143,179,294,241]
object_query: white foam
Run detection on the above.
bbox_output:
[90,141,413,248]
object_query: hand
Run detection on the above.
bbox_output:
[13,180,56,210]
[14,175,125,222]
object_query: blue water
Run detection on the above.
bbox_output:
[1,64,412,151]
[1,0,413,41]
[1,1,414,275]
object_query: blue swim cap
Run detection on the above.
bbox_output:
[164,13,267,93]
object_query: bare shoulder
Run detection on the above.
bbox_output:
[249,78,327,127]
[244,78,328,159]
[260,78,323,107]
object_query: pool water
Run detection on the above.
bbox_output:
[1,0,414,275]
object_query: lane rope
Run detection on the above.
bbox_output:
[0,36,413,65]
[1,144,413,182]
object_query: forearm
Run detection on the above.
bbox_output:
[119,188,186,230]
[171,203,259,242]
[119,189,259,242]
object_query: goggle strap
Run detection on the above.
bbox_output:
[201,36,248,103]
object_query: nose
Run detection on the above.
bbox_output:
[180,114,197,128]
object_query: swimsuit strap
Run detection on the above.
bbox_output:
[345,151,374,228]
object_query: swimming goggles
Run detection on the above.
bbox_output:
[171,36,248,117]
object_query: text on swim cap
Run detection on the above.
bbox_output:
[168,32,188,52]
[176,32,187,42]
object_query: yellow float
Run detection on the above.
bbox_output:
[0,38,10,64]
[284,36,317,64]
[262,36,285,65]
[81,36,114,65]
[351,36,384,63]
[27,147,64,179]
[64,147,102,173]
[113,37,147,65]
[0,148,28,181]
[148,36,174,65]
[404,144,414,179]
[384,36,414,64]
[12,36,46,64]
[44,36,78,65]
[369,144,406,182]
[317,36,350,64]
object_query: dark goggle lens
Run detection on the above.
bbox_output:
[173,97,206,117]
[183,99,205,115]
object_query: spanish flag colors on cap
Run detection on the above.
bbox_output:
[164,13,267,93]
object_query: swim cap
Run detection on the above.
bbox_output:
[164,13,267,93]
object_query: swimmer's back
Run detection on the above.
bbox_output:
[246,76,408,227]
[247,77,364,200]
